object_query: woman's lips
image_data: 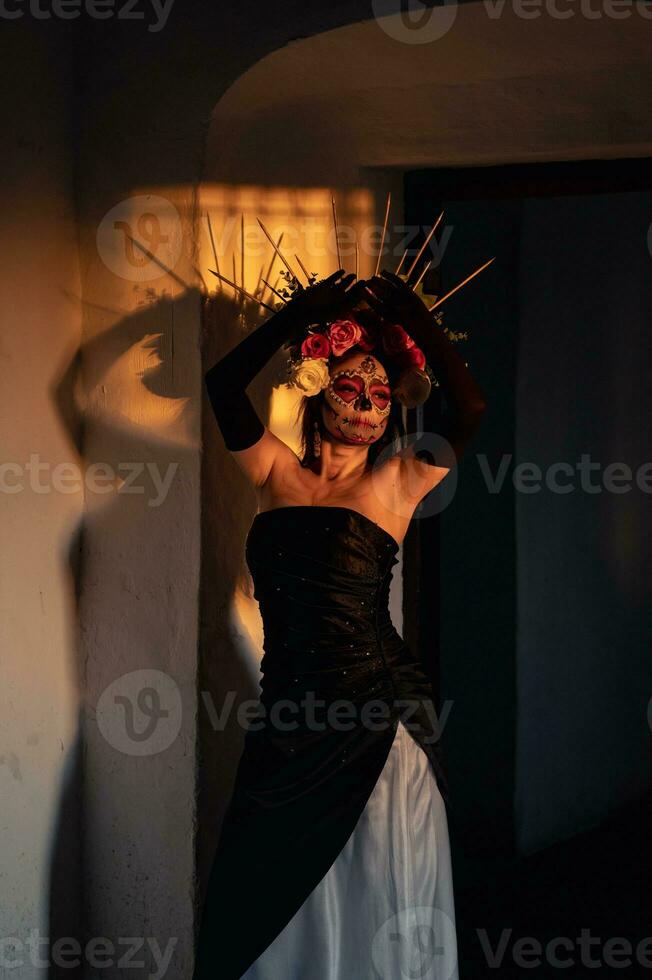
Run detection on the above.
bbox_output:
[336,422,375,443]
[342,430,373,443]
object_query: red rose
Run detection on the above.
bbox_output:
[382,323,415,355]
[328,319,362,357]
[396,346,426,371]
[301,332,331,359]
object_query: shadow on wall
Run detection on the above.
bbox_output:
[49,289,201,978]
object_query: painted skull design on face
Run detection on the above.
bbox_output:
[322,352,392,446]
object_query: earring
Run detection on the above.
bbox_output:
[313,421,321,458]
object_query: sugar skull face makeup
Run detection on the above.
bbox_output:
[322,352,392,446]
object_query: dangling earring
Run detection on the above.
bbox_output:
[313,420,321,458]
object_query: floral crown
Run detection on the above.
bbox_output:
[275,270,455,409]
[206,200,493,409]
[287,313,432,410]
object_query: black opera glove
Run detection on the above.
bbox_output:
[204,304,297,452]
[205,271,365,453]
[364,271,487,463]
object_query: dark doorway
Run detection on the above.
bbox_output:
[403,159,652,977]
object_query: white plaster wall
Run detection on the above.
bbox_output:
[205,8,652,178]
[74,192,201,976]
[1,23,201,973]
[0,24,84,978]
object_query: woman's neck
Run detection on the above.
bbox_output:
[309,435,370,484]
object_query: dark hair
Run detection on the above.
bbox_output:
[294,346,406,469]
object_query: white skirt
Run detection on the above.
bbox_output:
[242,719,459,980]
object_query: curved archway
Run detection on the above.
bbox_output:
[196,0,652,928]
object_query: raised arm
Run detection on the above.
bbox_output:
[205,303,296,452]
[205,270,363,487]
[364,270,487,498]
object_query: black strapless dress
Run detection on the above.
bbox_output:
[193,505,456,980]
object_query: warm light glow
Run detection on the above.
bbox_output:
[84,333,190,434]
[269,383,304,456]
[199,182,378,450]
[199,183,376,308]
[232,586,265,678]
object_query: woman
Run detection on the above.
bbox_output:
[194,269,486,980]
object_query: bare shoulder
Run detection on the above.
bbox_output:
[371,444,452,505]
[230,426,301,489]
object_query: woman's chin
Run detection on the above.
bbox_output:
[335,427,377,445]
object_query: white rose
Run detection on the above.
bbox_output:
[289,357,330,396]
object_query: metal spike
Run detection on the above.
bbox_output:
[208,269,275,312]
[257,218,299,281]
[240,213,245,299]
[332,196,342,270]
[261,278,287,303]
[205,213,221,289]
[261,232,283,300]
[412,259,432,291]
[428,258,495,312]
[374,192,391,277]
[294,253,312,283]
[128,236,189,289]
[406,212,444,280]
[395,249,408,275]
